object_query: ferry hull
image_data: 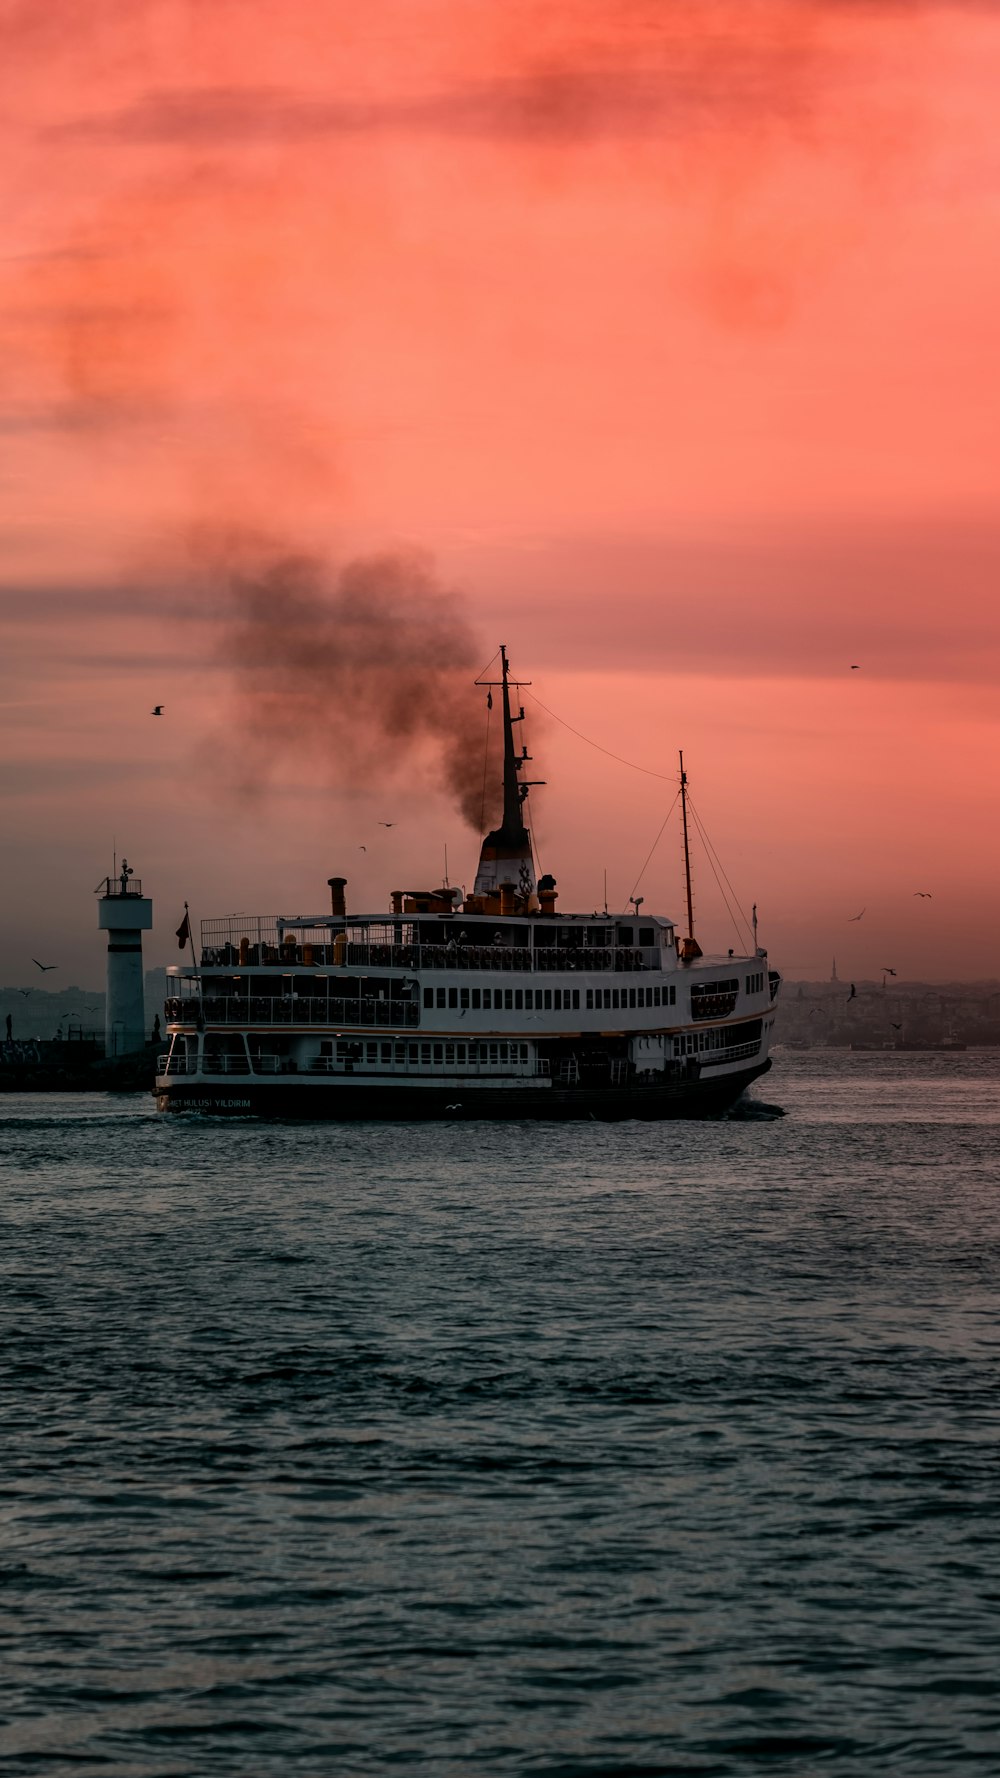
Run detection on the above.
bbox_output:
[155,1059,771,1120]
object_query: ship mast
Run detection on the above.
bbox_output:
[499,645,526,840]
[679,750,694,940]
[678,750,702,960]
[471,645,544,910]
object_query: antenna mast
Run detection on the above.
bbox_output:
[679,750,695,942]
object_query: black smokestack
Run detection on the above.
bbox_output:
[193,527,503,828]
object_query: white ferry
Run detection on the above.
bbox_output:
[156,649,780,1118]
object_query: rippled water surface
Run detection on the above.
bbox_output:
[2,1052,1000,1775]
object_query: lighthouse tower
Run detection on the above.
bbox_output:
[97,861,153,1056]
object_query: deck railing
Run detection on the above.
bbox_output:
[165,996,420,1028]
[196,941,656,974]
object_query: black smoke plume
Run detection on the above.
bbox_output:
[193,528,502,830]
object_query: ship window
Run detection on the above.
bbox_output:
[654,987,661,1006]
[408,1043,418,1062]
[421,1043,431,1063]
[603,989,611,1009]
[482,989,492,1009]
[586,990,594,1009]
[525,989,534,1010]
[544,990,552,1010]
[617,927,633,946]
[423,988,433,1009]
[436,988,446,1008]
[472,989,481,1009]
[629,989,636,1008]
[505,989,513,1010]
[612,990,619,1009]
[448,988,458,1009]
[637,988,645,1007]
[639,928,654,946]
[499,1044,508,1062]
[395,1044,405,1063]
[521,1043,529,1059]
[670,986,677,1005]
[572,991,580,1010]
[367,1042,377,1063]
[445,1044,455,1064]
[320,1040,333,1057]
[457,1044,466,1063]
[461,988,470,1009]
[433,1044,443,1063]
[515,990,523,1009]
[489,1043,498,1063]
[381,1043,392,1062]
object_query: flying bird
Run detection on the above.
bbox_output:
[151,706,164,715]
[378,821,396,828]
[445,1103,463,1111]
[85,1005,100,1013]
[913,892,932,898]
[891,1022,902,1030]
[847,908,866,922]
[882,967,897,977]
[850,664,860,670]
[358,845,366,851]
[18,988,31,997]
[32,959,57,971]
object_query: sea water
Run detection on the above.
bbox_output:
[1,1052,999,1776]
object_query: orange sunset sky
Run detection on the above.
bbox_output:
[3,0,1000,986]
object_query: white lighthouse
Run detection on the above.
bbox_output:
[97,861,153,1056]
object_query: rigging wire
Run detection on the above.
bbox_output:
[524,797,543,881]
[687,796,755,950]
[478,694,492,841]
[523,688,677,782]
[474,647,502,686]
[623,791,680,912]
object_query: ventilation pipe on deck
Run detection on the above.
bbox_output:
[327,877,347,919]
[538,874,557,916]
[499,881,516,916]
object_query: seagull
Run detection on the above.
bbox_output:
[151,705,164,715]
[850,664,860,670]
[890,1022,902,1030]
[378,821,396,828]
[18,988,31,997]
[32,959,57,971]
[882,966,897,977]
[847,908,865,922]
[913,892,932,898]
[445,1103,463,1111]
[358,845,366,851]
[85,1005,100,1013]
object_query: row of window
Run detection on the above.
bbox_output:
[328,1040,531,1067]
[745,972,765,994]
[674,1028,748,1057]
[585,985,676,1010]
[422,983,679,1015]
[425,985,583,1012]
[692,978,740,1000]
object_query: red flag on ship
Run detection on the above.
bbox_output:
[175,909,190,950]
